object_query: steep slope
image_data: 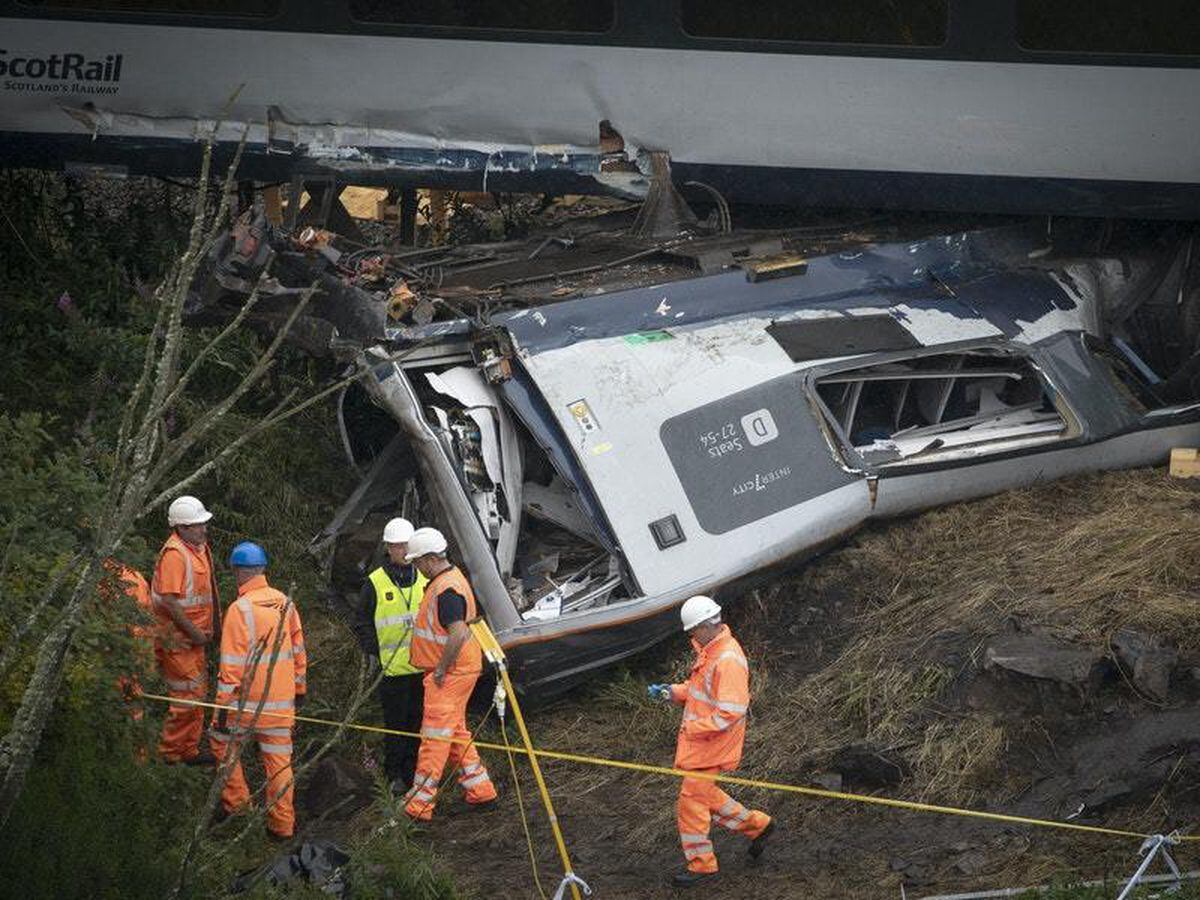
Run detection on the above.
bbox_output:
[429,467,1200,898]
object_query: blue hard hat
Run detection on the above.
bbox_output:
[229,541,268,568]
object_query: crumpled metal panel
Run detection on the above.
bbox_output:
[58,103,651,198]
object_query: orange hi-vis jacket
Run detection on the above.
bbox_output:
[150,532,219,645]
[410,566,482,675]
[119,566,155,643]
[101,560,155,645]
[670,625,751,772]
[215,575,307,729]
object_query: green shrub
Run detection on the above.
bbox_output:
[0,694,202,899]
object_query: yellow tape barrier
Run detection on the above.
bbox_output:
[141,692,1193,844]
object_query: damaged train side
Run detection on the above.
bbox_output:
[305,226,1200,695]
[190,217,1200,694]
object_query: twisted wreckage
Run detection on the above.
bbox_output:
[189,210,1200,694]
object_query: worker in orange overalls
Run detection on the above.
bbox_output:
[100,558,156,762]
[648,595,775,887]
[150,495,220,764]
[402,527,497,821]
[209,541,307,840]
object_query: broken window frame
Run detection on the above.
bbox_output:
[805,340,1083,471]
[394,350,635,624]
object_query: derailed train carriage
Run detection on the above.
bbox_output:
[192,216,1200,695]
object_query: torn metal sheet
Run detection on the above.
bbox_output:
[423,366,524,576]
[55,103,650,198]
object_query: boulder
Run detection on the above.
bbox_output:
[1112,628,1177,702]
[984,634,1102,685]
[298,755,376,821]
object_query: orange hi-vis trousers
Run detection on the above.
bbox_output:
[210,724,295,837]
[157,644,207,762]
[404,671,497,820]
[678,768,771,873]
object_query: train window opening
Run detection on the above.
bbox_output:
[813,350,1073,467]
[680,0,947,46]
[1017,0,1200,55]
[349,0,614,33]
[19,0,280,14]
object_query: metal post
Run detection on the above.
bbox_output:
[469,619,586,900]
[1116,834,1181,900]
[399,188,418,245]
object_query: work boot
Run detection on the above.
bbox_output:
[671,870,718,888]
[389,777,409,796]
[748,819,776,860]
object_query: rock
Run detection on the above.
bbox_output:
[984,634,1102,685]
[1112,628,1177,702]
[829,745,910,788]
[810,772,843,792]
[953,849,989,876]
[298,756,375,821]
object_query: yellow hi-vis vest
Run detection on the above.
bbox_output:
[370,566,427,676]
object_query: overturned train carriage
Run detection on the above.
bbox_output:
[288,225,1200,695]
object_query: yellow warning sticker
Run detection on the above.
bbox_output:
[567,398,600,434]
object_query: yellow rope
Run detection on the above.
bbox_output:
[501,715,549,900]
[140,692,1192,843]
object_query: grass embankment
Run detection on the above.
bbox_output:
[445,468,1200,898]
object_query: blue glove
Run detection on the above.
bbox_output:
[647,683,671,702]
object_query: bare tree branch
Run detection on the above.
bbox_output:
[143,341,430,515]
[151,262,271,420]
[141,274,315,497]
[0,553,103,827]
[172,589,293,898]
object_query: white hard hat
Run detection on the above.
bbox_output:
[167,495,213,527]
[405,527,448,562]
[680,595,721,631]
[382,517,414,544]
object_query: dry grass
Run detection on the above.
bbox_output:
[446,467,1200,898]
[742,468,1200,797]
[912,716,1009,805]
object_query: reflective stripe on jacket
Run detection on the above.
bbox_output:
[150,533,217,638]
[670,625,750,772]
[215,575,306,729]
[409,566,481,674]
[370,565,428,676]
